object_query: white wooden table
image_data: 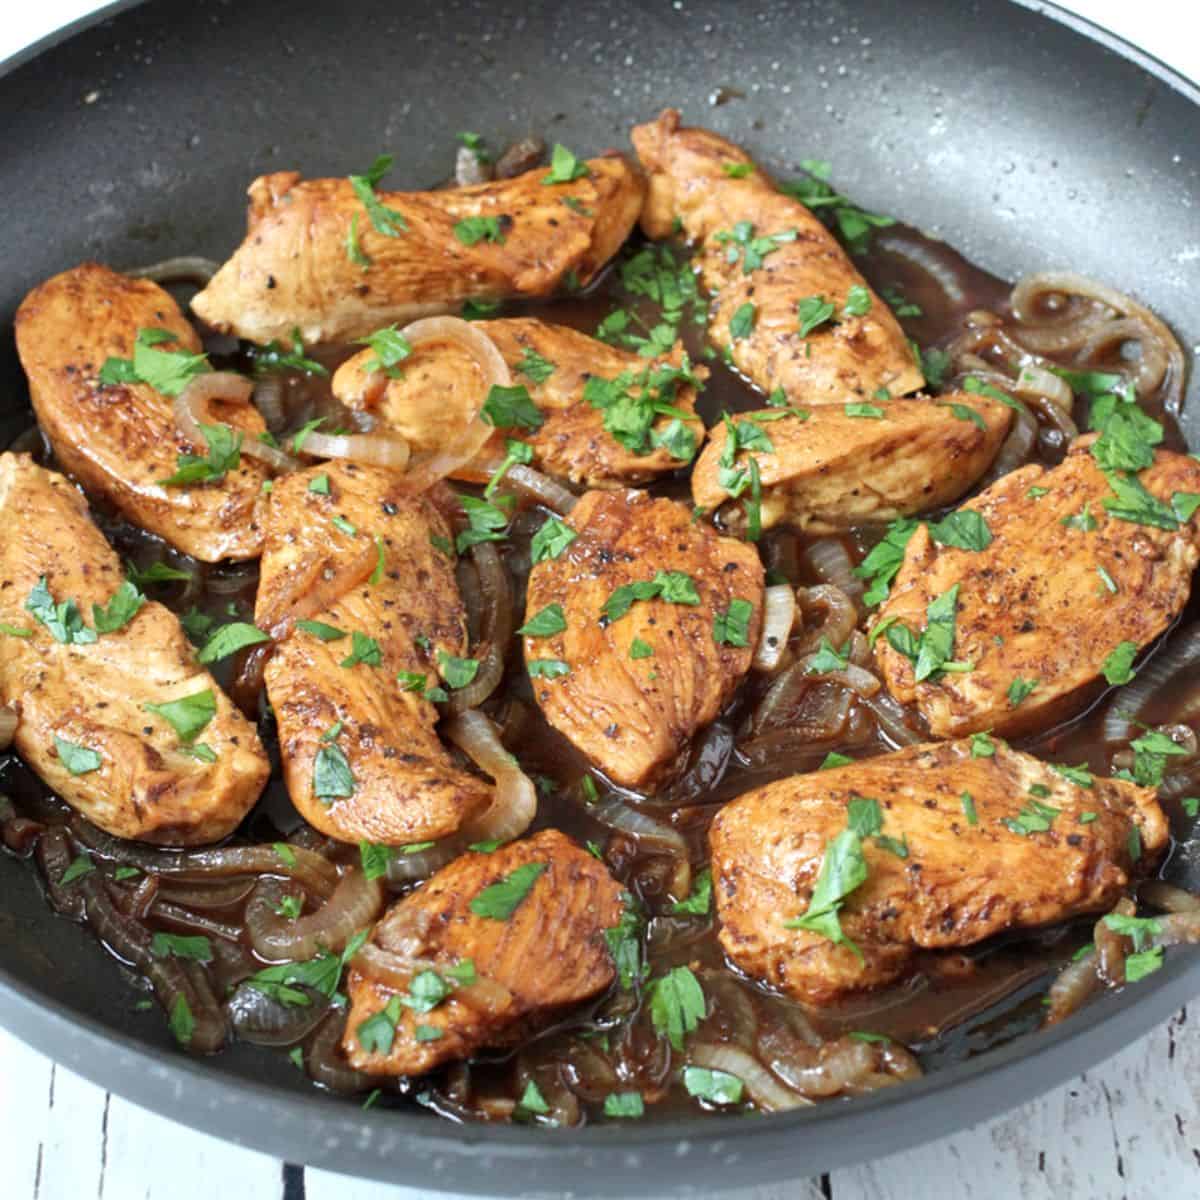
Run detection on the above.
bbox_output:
[2,2,1199,1197]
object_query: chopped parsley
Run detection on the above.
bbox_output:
[518,603,567,638]
[542,143,590,184]
[647,965,706,1051]
[603,1092,645,1119]
[729,301,757,340]
[53,736,102,776]
[530,516,576,563]
[251,327,328,377]
[683,1066,743,1105]
[453,215,506,246]
[516,346,556,384]
[91,580,145,635]
[602,571,700,622]
[970,732,996,758]
[348,154,407,239]
[783,813,869,958]
[671,867,712,917]
[196,621,269,664]
[629,637,654,660]
[468,862,547,920]
[437,651,480,690]
[854,518,918,607]
[340,631,382,669]
[98,327,210,397]
[927,510,992,552]
[159,422,243,487]
[1102,641,1139,686]
[1007,677,1039,707]
[713,220,798,275]
[779,159,894,253]
[528,658,570,679]
[883,584,969,682]
[143,689,216,744]
[482,384,543,430]
[313,724,355,801]
[295,619,346,642]
[844,402,885,419]
[961,791,979,825]
[583,360,700,459]
[797,295,836,337]
[712,598,753,647]
[356,325,412,378]
[1002,797,1061,836]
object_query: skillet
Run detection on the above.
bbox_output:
[1,0,1198,1193]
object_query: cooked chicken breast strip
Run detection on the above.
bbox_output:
[192,156,645,346]
[874,440,1200,738]
[523,489,763,790]
[343,829,623,1075]
[332,317,706,488]
[14,263,269,563]
[631,109,923,404]
[710,738,1167,1005]
[691,393,1011,532]
[0,454,269,844]
[255,462,490,845]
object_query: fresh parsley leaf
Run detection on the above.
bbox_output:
[647,965,706,1051]
[683,1066,743,1105]
[196,621,270,664]
[970,732,996,758]
[469,862,547,920]
[542,143,590,184]
[845,402,885,419]
[349,154,407,238]
[712,598,753,647]
[797,294,835,337]
[820,752,854,770]
[602,570,700,622]
[453,216,506,246]
[53,736,102,776]
[1061,503,1098,532]
[482,384,543,430]
[729,302,757,340]
[355,325,412,378]
[484,438,534,499]
[91,579,144,634]
[528,658,570,679]
[252,327,328,377]
[356,995,403,1055]
[169,994,195,1046]
[519,603,567,638]
[920,346,952,388]
[927,511,992,552]
[516,346,556,384]
[99,327,210,397]
[530,516,576,563]
[604,1092,645,1119]
[340,631,382,669]
[1052,763,1093,788]
[630,637,654,660]
[151,932,213,963]
[1102,641,1138,686]
[721,161,754,179]
[1002,797,1061,836]
[604,892,646,990]
[961,791,978,825]
[159,422,243,486]
[713,220,798,275]
[854,518,918,607]
[26,577,97,645]
[295,619,346,642]
[806,637,850,674]
[143,689,216,743]
[842,284,872,317]
[313,729,355,801]
[456,494,511,553]
[1007,677,1038,707]
[1124,947,1164,982]
[437,650,480,690]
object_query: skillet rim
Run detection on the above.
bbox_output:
[0,0,1198,1192]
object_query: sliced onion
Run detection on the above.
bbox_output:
[443,709,536,845]
[499,464,578,516]
[69,819,339,898]
[384,842,460,885]
[1103,625,1200,743]
[227,981,329,1046]
[150,899,242,944]
[251,375,286,431]
[1012,364,1073,414]
[306,1012,378,1094]
[353,942,514,1016]
[246,869,384,961]
[1140,881,1200,914]
[861,691,923,748]
[155,877,257,910]
[798,652,880,697]
[1044,953,1102,1026]
[445,540,513,714]
[390,317,513,493]
[0,705,16,751]
[587,796,691,897]
[803,539,863,600]
[793,585,858,655]
[173,372,297,473]
[979,402,1037,485]
[1151,912,1200,947]
[753,585,796,673]
[876,231,968,308]
[687,1043,811,1112]
[129,256,220,285]
[300,430,411,470]
[1095,897,1135,984]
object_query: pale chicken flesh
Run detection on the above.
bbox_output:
[332,316,706,488]
[522,489,763,790]
[0,453,269,844]
[343,829,624,1075]
[631,109,923,404]
[691,393,1011,533]
[254,462,490,845]
[192,156,645,346]
[873,441,1200,738]
[15,263,269,563]
[710,739,1167,1005]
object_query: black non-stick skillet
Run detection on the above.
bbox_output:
[1,1,1198,1194]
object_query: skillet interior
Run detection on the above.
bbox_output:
[0,0,1198,1193]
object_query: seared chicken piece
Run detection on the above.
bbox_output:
[0,454,269,844]
[15,263,269,563]
[631,109,923,404]
[874,441,1200,738]
[343,829,623,1075]
[192,156,645,346]
[255,462,490,845]
[523,489,763,790]
[332,317,706,488]
[692,393,1011,532]
[711,738,1167,1005]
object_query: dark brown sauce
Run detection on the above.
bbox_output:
[2,215,1196,1123]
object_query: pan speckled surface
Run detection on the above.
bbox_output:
[0,0,1198,1193]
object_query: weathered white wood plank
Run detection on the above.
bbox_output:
[831,1007,1199,1200]
[0,1028,54,1198]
